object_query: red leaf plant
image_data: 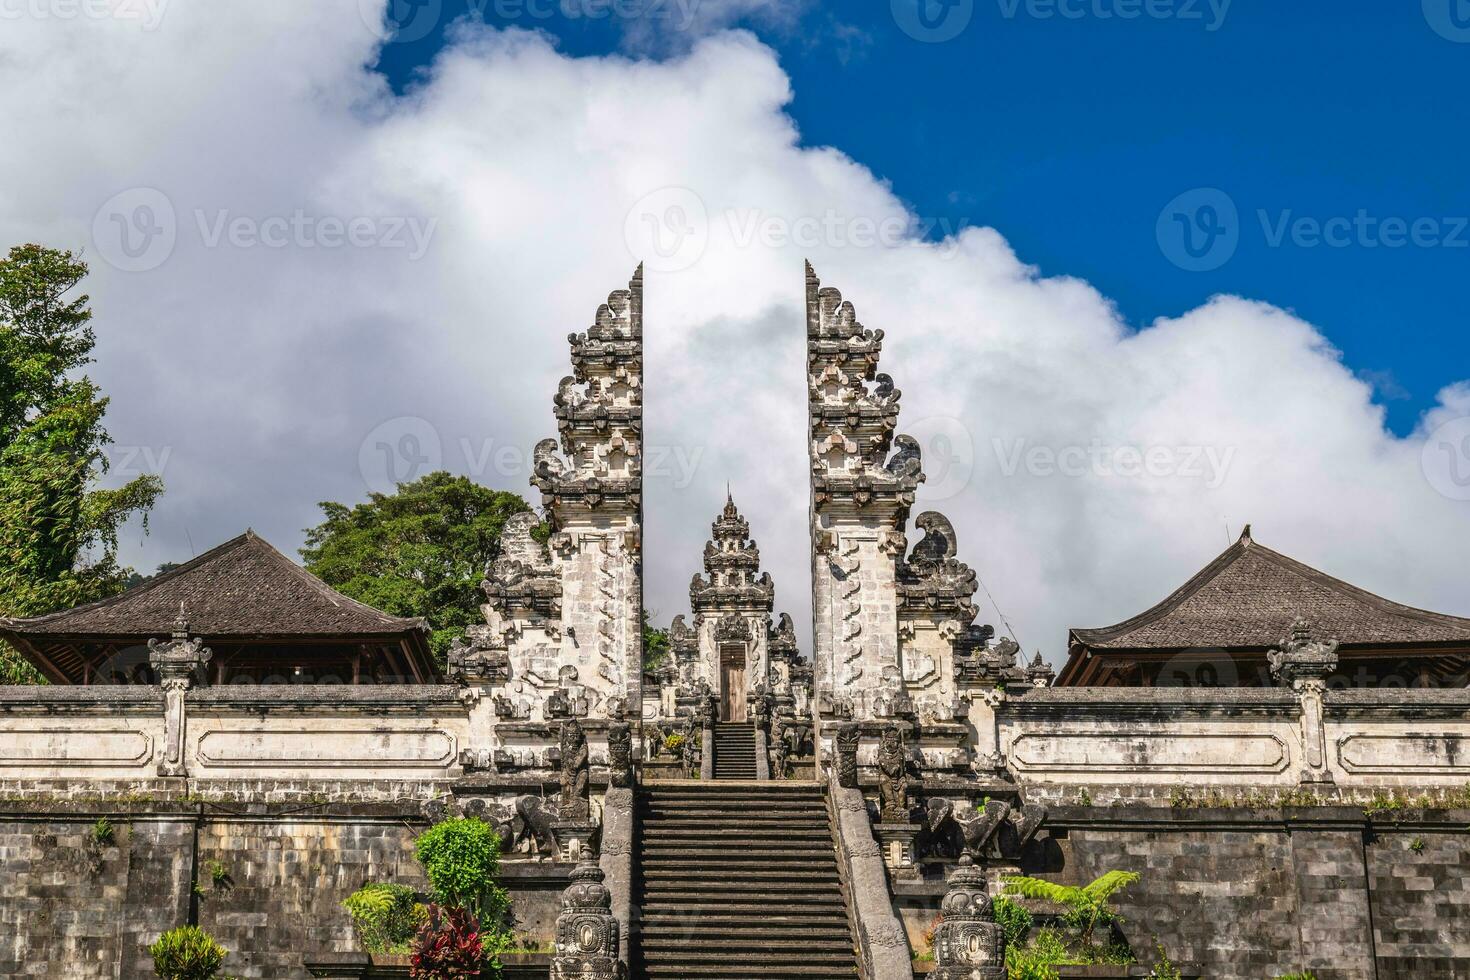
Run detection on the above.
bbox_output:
[410,904,485,980]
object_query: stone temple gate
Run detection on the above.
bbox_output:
[4,263,1470,979]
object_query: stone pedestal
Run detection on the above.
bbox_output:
[550,819,599,863]
[931,857,1005,980]
[551,858,624,980]
[873,821,922,881]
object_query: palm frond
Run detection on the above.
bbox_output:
[1002,875,1080,904]
[1081,870,1140,902]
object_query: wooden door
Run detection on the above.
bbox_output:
[721,646,747,722]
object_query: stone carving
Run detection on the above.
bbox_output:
[1025,652,1055,688]
[148,610,212,778]
[679,712,700,775]
[1268,617,1340,687]
[1269,618,1340,784]
[834,723,860,789]
[515,796,559,856]
[447,630,510,688]
[769,708,813,779]
[931,856,1005,979]
[607,720,632,789]
[559,720,590,820]
[550,858,625,980]
[877,724,913,823]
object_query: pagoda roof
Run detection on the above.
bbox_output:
[1060,527,1470,685]
[1,531,432,683]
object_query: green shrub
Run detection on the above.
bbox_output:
[663,733,686,755]
[1004,870,1140,946]
[415,818,508,923]
[1273,973,1319,980]
[344,882,427,954]
[90,817,115,848]
[147,926,227,980]
[1147,941,1183,979]
[992,896,1032,948]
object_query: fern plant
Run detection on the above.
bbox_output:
[344,882,427,955]
[1002,870,1141,947]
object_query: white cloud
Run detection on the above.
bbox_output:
[1,2,1466,663]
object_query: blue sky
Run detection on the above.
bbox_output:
[378,0,1469,435]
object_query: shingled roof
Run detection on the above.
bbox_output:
[1068,525,1470,656]
[1,531,427,639]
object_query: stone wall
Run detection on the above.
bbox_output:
[897,805,1470,980]
[0,799,570,980]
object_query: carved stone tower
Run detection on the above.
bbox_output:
[805,262,922,723]
[675,494,801,723]
[805,263,1001,776]
[471,268,643,746]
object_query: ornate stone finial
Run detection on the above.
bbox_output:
[550,858,624,980]
[559,720,590,820]
[148,611,213,687]
[931,856,1005,979]
[1267,617,1340,688]
[1025,652,1055,688]
[833,723,860,789]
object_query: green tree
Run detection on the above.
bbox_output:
[642,607,670,671]
[300,471,535,663]
[1003,870,1140,948]
[0,244,164,684]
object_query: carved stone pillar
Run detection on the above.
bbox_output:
[550,858,624,980]
[447,633,509,772]
[1269,618,1339,786]
[969,689,1006,775]
[148,612,211,778]
[931,856,1005,980]
[834,722,860,789]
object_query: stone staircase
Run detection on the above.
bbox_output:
[711,721,758,779]
[634,782,860,979]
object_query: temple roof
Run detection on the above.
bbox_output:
[1069,526,1470,654]
[1,531,427,640]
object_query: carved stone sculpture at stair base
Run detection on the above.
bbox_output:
[551,858,625,980]
[931,856,1005,980]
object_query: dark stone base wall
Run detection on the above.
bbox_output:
[899,806,1470,980]
[0,801,569,980]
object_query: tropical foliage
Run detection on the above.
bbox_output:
[0,244,164,683]
[147,926,230,980]
[343,882,426,954]
[300,472,535,663]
